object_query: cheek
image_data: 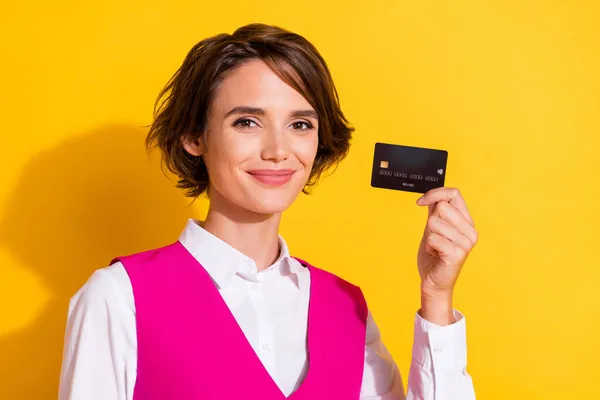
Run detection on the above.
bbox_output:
[207,131,254,171]
[296,134,319,170]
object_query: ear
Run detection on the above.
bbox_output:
[181,133,206,156]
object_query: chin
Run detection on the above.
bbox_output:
[210,176,306,217]
[243,193,298,215]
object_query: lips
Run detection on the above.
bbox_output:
[246,169,295,186]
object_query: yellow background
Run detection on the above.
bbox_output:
[1,1,598,398]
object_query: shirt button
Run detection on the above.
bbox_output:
[262,343,270,351]
[433,345,443,353]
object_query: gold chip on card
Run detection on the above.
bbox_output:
[380,160,389,168]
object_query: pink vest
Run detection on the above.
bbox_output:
[111,241,368,399]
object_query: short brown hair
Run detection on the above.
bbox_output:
[146,23,354,198]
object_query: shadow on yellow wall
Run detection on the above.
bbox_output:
[0,125,193,398]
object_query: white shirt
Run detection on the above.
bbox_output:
[58,219,475,399]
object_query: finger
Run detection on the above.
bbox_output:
[427,232,465,259]
[428,214,474,252]
[417,187,474,226]
[428,203,435,217]
[432,201,478,246]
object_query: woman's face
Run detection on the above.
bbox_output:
[185,59,319,216]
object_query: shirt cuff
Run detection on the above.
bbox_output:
[412,309,467,371]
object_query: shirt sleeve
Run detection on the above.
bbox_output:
[360,309,476,400]
[360,309,407,399]
[407,309,476,399]
[58,266,136,400]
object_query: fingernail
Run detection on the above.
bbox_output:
[417,196,424,204]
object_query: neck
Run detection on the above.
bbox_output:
[202,193,282,272]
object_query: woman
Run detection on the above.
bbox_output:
[59,23,478,399]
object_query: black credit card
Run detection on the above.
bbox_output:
[370,142,448,194]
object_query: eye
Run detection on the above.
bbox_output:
[291,121,314,130]
[233,118,259,129]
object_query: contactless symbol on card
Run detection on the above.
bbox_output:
[370,142,448,194]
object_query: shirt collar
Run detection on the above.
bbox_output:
[178,218,304,290]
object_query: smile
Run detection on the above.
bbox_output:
[246,169,295,186]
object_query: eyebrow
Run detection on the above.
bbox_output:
[224,106,319,120]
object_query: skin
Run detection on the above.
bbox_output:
[416,188,478,325]
[183,59,478,326]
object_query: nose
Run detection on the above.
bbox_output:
[260,127,290,163]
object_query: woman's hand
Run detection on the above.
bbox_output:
[416,187,478,325]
